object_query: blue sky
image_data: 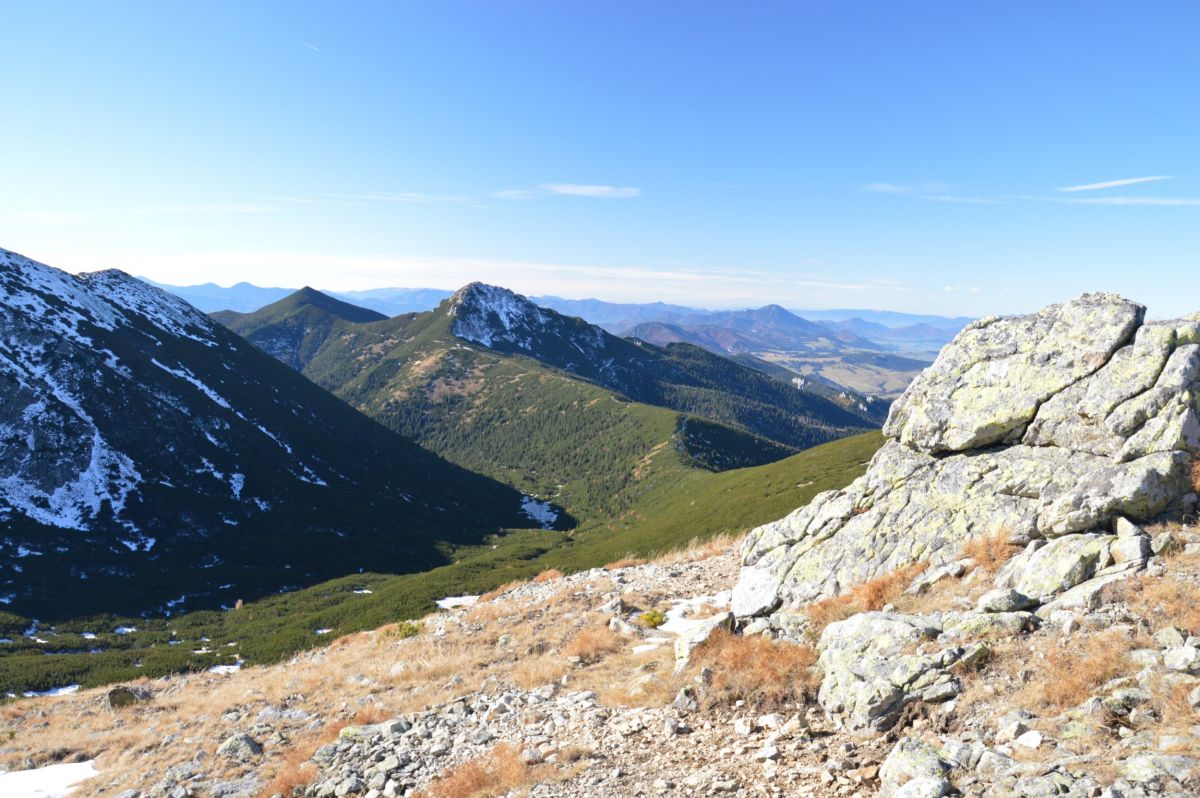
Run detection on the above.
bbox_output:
[2,1,1198,315]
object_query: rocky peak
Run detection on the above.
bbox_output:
[733,292,1200,621]
[447,282,552,350]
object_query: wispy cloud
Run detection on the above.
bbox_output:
[1056,175,1172,193]
[491,183,642,200]
[864,182,929,195]
[1046,195,1200,206]
[267,191,478,206]
[869,177,1198,208]
[944,284,982,293]
[129,203,280,215]
[6,204,282,223]
[491,189,539,200]
[296,39,321,53]
[540,183,641,199]
[863,182,999,204]
[324,191,475,204]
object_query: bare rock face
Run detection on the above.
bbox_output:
[733,293,1200,620]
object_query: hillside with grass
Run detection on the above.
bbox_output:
[0,432,883,694]
[219,285,882,523]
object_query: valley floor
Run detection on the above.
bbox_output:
[4,525,1200,798]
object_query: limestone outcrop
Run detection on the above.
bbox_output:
[733,294,1200,621]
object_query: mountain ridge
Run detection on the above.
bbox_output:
[217,284,884,526]
[0,248,534,619]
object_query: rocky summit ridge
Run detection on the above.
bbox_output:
[8,291,1200,798]
[734,292,1200,621]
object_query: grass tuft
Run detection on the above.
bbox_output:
[603,557,647,570]
[961,527,1021,574]
[1120,572,1200,635]
[414,743,534,798]
[1019,630,1133,712]
[691,630,818,708]
[479,580,526,603]
[562,627,624,664]
[803,562,927,637]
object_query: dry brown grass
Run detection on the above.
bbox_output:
[414,743,536,798]
[351,705,392,726]
[479,579,526,602]
[1018,630,1134,712]
[1192,456,1200,494]
[0,542,741,796]
[463,600,513,624]
[804,562,927,636]
[603,557,647,570]
[653,533,742,565]
[1121,572,1200,634]
[574,645,681,708]
[555,744,594,763]
[509,655,567,690]
[691,630,818,708]
[562,627,624,664]
[533,568,564,583]
[960,527,1021,574]
[258,739,321,797]
[1148,676,1198,740]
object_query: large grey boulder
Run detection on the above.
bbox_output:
[994,535,1114,602]
[216,733,262,761]
[733,294,1200,620]
[880,737,950,795]
[884,293,1145,454]
[816,612,995,731]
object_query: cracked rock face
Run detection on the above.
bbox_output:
[815,612,996,732]
[733,293,1200,619]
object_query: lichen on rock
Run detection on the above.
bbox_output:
[733,293,1200,622]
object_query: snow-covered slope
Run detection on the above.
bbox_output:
[0,248,529,618]
[447,282,642,386]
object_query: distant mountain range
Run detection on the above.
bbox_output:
[141,278,453,316]
[624,305,879,355]
[149,279,970,349]
[217,284,885,523]
[1,248,533,619]
[154,278,971,398]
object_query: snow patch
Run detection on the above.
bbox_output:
[22,684,80,698]
[0,759,98,797]
[436,595,479,609]
[151,358,231,409]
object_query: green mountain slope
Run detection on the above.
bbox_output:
[219,284,882,523]
[0,248,531,620]
[210,287,386,370]
[0,432,884,694]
